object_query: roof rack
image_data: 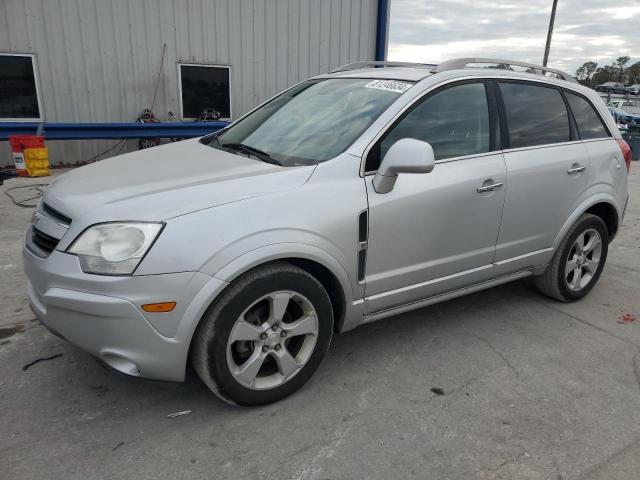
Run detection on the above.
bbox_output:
[431,58,577,83]
[332,61,436,73]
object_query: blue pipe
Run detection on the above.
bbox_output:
[375,0,390,61]
[0,121,228,141]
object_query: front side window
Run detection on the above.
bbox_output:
[180,64,231,120]
[0,54,41,120]
[565,92,610,140]
[500,82,570,148]
[211,78,409,166]
[367,82,491,170]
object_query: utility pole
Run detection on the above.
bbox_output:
[542,0,558,67]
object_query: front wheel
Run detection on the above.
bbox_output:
[191,263,334,406]
[534,214,608,302]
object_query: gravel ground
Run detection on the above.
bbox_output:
[1,166,639,480]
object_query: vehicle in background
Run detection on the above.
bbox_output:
[596,82,626,94]
[607,99,640,115]
[608,104,640,126]
[625,84,640,95]
[23,58,631,406]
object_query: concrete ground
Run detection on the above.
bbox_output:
[1,167,639,480]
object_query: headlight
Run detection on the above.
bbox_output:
[67,222,163,275]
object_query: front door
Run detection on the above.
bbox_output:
[363,81,507,315]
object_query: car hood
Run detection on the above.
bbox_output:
[44,138,315,222]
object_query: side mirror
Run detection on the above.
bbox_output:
[372,138,435,194]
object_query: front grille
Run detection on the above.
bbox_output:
[42,202,72,226]
[31,227,60,255]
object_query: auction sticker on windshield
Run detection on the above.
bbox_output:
[365,80,413,93]
[364,80,412,93]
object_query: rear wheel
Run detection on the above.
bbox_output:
[191,262,333,406]
[534,214,608,302]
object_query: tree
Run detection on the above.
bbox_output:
[591,65,616,86]
[615,56,630,82]
[573,56,639,88]
[575,61,598,86]
[625,60,640,85]
[485,63,514,70]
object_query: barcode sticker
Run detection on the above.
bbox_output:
[364,80,412,93]
[12,153,25,169]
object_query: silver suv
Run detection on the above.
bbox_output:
[24,58,630,405]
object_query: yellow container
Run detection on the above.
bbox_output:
[23,147,50,177]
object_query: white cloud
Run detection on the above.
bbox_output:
[388,0,640,75]
[598,6,640,20]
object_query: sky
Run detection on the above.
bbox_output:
[387,0,640,75]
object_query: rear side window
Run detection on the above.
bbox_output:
[367,82,490,170]
[500,82,570,148]
[565,92,610,140]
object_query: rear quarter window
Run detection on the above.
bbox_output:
[565,92,611,140]
[500,82,571,148]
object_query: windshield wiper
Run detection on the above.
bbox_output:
[199,129,227,146]
[220,142,282,166]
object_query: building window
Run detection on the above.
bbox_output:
[0,53,42,121]
[179,64,231,120]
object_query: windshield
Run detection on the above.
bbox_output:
[206,78,412,166]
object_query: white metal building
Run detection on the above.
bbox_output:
[0,0,388,166]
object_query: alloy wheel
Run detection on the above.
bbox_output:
[564,228,602,292]
[225,291,319,390]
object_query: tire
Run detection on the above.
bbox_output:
[191,262,334,406]
[534,214,608,302]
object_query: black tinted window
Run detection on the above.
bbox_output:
[565,92,610,140]
[0,55,40,119]
[180,65,230,119]
[372,83,490,167]
[500,82,570,148]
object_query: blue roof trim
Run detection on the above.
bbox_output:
[0,121,228,141]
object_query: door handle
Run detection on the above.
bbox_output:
[476,182,503,193]
[567,165,586,174]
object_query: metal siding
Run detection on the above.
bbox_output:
[0,3,9,48]
[0,0,378,166]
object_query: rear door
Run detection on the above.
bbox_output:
[564,90,624,199]
[494,81,590,274]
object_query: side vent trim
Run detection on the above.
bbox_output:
[357,210,368,283]
[358,210,368,243]
[357,249,367,282]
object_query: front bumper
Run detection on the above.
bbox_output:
[23,246,226,381]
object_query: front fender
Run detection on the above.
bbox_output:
[210,242,365,333]
[168,241,363,380]
[210,242,357,305]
